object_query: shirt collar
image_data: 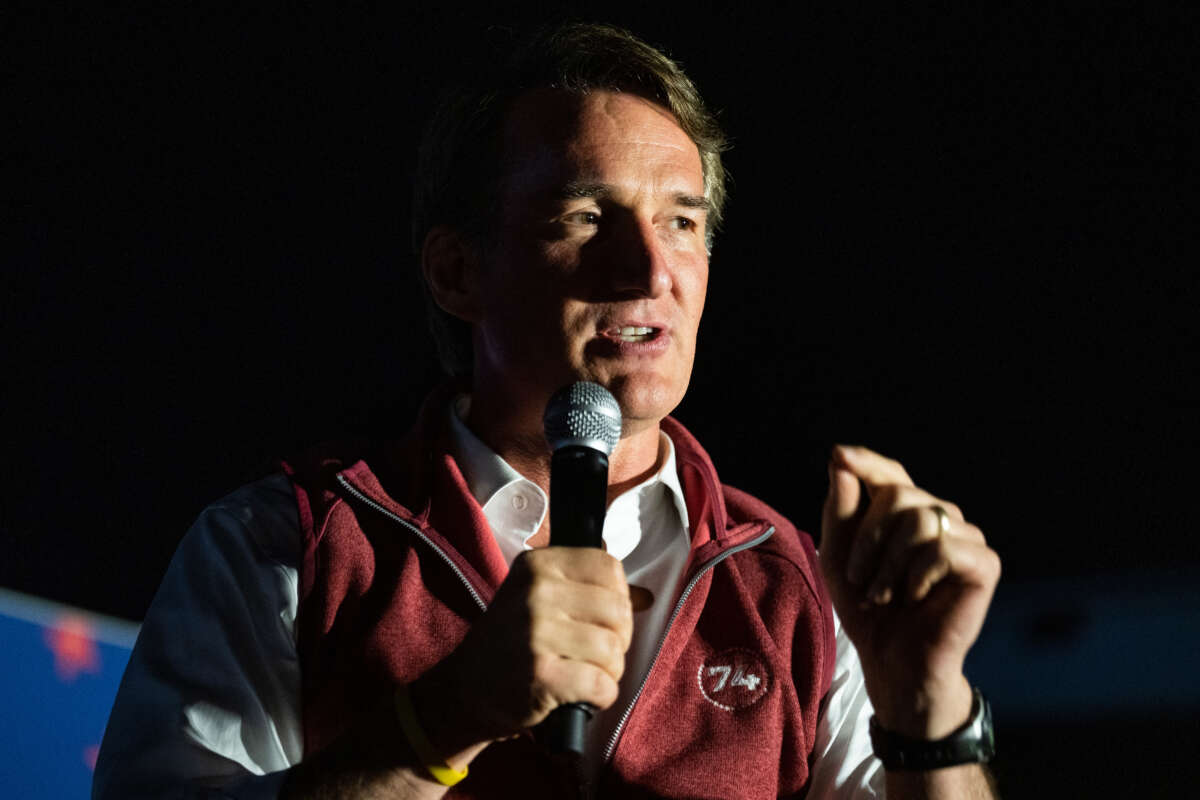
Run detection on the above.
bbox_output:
[447,395,690,558]
[448,395,531,509]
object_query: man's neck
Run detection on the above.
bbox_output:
[464,386,664,502]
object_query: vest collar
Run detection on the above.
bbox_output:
[334,383,741,586]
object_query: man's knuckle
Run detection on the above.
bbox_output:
[611,585,634,614]
[604,627,623,655]
[878,483,901,508]
[585,625,613,660]
[531,652,557,683]
[526,579,559,614]
[594,669,619,707]
[963,522,986,542]
[527,616,552,650]
[984,547,1002,576]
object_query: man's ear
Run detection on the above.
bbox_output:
[421,225,483,323]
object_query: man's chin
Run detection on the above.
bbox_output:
[602,374,687,431]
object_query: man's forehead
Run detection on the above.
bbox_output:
[503,88,680,137]
[498,88,703,197]
[502,88,589,142]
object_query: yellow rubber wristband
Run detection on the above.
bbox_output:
[393,683,469,787]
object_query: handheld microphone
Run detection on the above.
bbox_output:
[541,381,622,756]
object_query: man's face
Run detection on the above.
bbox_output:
[472,89,709,432]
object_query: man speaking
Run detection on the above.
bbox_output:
[95,22,1001,799]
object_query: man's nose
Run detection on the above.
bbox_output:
[606,216,672,299]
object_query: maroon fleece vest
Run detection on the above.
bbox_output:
[285,387,835,798]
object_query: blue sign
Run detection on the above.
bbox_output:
[0,589,138,799]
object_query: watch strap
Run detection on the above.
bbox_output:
[869,688,995,770]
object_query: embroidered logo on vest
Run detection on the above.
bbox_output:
[697,647,771,711]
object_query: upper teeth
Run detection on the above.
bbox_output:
[619,327,654,336]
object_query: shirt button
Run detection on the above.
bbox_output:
[512,494,528,511]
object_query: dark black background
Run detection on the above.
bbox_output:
[6,4,1197,795]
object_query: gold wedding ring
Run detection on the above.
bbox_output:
[931,505,951,536]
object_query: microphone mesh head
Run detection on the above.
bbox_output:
[544,381,622,455]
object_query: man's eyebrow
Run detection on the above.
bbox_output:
[556,181,710,211]
[557,181,612,200]
[675,194,710,211]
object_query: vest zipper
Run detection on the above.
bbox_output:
[335,473,489,613]
[602,525,777,763]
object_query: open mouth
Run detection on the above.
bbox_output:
[594,322,669,353]
[610,326,658,343]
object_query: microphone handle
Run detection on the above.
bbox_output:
[546,446,609,756]
[550,446,608,547]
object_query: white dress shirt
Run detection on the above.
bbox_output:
[93,402,883,798]
[449,396,697,776]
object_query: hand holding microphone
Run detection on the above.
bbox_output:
[540,381,624,755]
[411,383,630,761]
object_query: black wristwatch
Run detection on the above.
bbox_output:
[869,688,995,770]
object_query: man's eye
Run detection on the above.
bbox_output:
[566,211,601,225]
[673,217,696,231]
